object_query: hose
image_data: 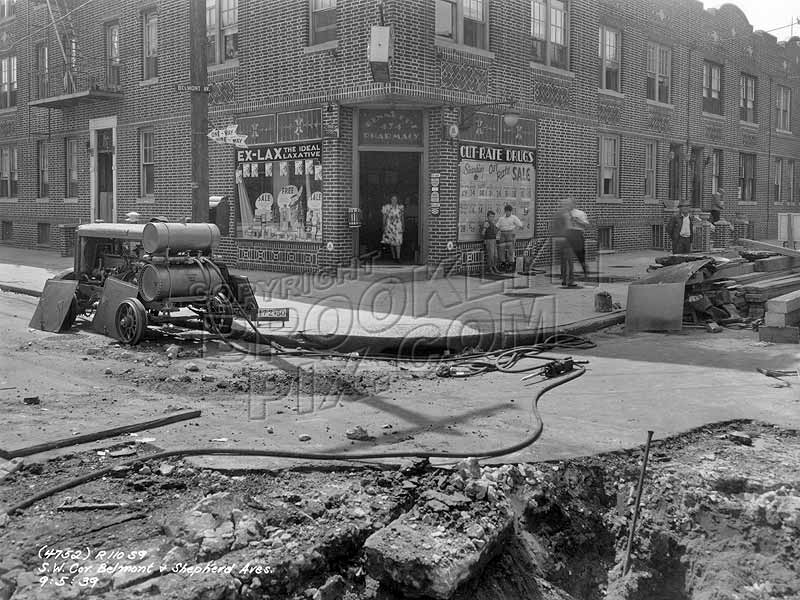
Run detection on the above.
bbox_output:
[2,366,584,515]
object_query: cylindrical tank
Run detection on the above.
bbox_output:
[142,222,221,254]
[139,262,224,302]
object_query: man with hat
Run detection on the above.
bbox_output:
[667,203,696,254]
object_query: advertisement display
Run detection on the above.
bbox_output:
[457,144,535,242]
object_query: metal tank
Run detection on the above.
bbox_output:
[142,222,221,254]
[138,262,224,302]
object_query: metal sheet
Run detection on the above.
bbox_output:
[634,259,713,285]
[625,283,686,333]
[28,279,78,332]
[92,277,140,341]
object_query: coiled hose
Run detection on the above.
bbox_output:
[3,366,584,515]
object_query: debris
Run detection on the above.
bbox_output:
[165,344,181,359]
[156,360,169,368]
[86,348,102,355]
[706,321,722,333]
[346,426,371,441]
[22,396,40,405]
[57,502,128,511]
[456,457,482,480]
[185,362,200,372]
[104,368,113,375]
[210,438,229,443]
[727,431,753,446]
[109,465,131,477]
[108,447,137,458]
[201,374,216,382]
[299,434,312,442]
[159,463,175,476]
[313,574,346,600]
[399,457,429,475]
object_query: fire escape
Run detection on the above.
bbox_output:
[28,0,123,109]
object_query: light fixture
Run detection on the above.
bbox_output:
[451,97,519,138]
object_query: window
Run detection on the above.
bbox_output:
[66,138,79,198]
[0,55,15,108]
[310,0,336,45]
[738,153,755,201]
[740,73,757,123]
[598,226,613,250]
[0,146,17,197]
[531,0,568,70]
[207,0,238,63]
[598,135,619,197]
[143,10,158,80]
[703,61,722,114]
[711,149,722,195]
[777,85,791,132]
[37,222,50,246]
[35,43,48,98]
[0,221,11,241]
[106,23,120,90]
[37,141,48,198]
[644,141,656,198]
[140,129,154,196]
[598,26,620,92]
[0,0,15,19]
[435,0,488,50]
[64,37,77,93]
[651,224,664,249]
[775,158,784,202]
[789,160,795,204]
[646,42,671,103]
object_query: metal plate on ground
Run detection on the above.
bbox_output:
[633,259,712,285]
[625,283,685,333]
[92,277,140,340]
[28,279,78,332]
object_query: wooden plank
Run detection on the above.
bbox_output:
[764,311,800,327]
[0,410,202,460]
[766,290,800,314]
[708,262,755,280]
[758,325,800,344]
[754,255,797,272]
[743,275,800,292]
[741,238,800,259]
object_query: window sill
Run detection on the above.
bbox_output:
[304,40,338,54]
[0,106,17,115]
[64,197,79,204]
[530,62,574,78]
[0,197,18,203]
[208,58,239,72]
[776,128,793,137]
[597,88,624,100]
[737,201,757,206]
[434,37,495,60]
[702,111,725,121]
[646,99,673,109]
[596,197,623,204]
[140,77,159,87]
[35,197,49,203]
[643,198,663,205]
[136,196,156,204]
[739,120,758,129]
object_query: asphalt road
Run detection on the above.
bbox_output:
[2,290,799,471]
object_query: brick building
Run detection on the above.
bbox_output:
[0,0,798,275]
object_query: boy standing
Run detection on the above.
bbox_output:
[497,204,523,272]
[482,210,499,274]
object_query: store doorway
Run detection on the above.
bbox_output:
[358,151,420,264]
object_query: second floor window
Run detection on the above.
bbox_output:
[35,44,48,98]
[310,0,336,45]
[140,129,155,197]
[0,0,15,19]
[598,135,620,197]
[646,42,671,104]
[143,10,158,80]
[66,138,79,198]
[38,141,48,198]
[0,146,17,198]
[531,0,568,70]
[598,26,620,92]
[106,23,120,90]
[740,73,757,123]
[776,85,791,132]
[739,153,755,201]
[207,0,238,63]
[0,55,15,108]
[436,0,488,50]
[703,61,722,114]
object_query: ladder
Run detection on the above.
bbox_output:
[44,0,79,94]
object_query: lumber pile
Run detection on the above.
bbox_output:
[648,251,800,342]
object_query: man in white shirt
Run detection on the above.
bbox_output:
[567,204,590,278]
[496,204,524,272]
[668,203,695,254]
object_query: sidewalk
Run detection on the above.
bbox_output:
[0,246,654,351]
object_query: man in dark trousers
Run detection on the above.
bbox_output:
[668,203,695,254]
[551,198,578,287]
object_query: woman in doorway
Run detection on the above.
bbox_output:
[381,194,404,262]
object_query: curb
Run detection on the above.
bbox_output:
[0,284,41,298]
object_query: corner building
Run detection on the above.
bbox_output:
[0,0,798,274]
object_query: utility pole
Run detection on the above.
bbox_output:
[189,0,209,223]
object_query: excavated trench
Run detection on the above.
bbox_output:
[1,421,798,600]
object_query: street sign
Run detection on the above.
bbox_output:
[176,84,213,93]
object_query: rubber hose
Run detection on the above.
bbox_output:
[3,366,584,515]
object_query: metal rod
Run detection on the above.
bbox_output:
[622,430,654,575]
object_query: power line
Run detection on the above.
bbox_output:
[12,0,99,50]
